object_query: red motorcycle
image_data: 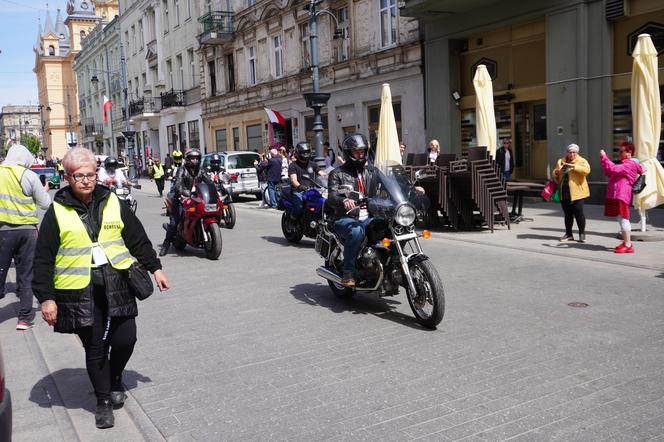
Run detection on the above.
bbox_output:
[164,182,223,260]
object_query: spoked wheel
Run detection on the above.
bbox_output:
[281,212,303,243]
[406,259,445,328]
[204,223,223,260]
[262,186,270,205]
[222,204,236,229]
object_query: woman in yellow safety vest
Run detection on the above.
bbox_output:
[151,157,165,197]
[32,147,170,430]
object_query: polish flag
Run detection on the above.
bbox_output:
[264,107,286,126]
[103,96,113,124]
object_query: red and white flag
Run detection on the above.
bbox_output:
[103,96,113,124]
[264,107,286,126]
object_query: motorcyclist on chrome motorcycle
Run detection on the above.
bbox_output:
[160,149,212,256]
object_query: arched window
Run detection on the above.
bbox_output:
[48,45,55,56]
[80,30,86,40]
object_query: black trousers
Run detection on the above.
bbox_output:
[76,285,137,401]
[155,177,165,196]
[0,229,37,322]
[561,198,586,236]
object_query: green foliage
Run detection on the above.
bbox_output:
[20,134,43,156]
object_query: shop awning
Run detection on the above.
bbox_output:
[264,107,286,126]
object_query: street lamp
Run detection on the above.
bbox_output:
[304,0,345,167]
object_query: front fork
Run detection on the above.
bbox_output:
[392,231,424,296]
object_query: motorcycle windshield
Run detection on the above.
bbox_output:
[366,162,429,217]
[195,182,218,204]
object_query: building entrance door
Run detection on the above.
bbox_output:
[514,101,547,179]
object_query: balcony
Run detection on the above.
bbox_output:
[160,89,185,110]
[197,11,234,45]
[129,97,160,117]
[83,118,104,137]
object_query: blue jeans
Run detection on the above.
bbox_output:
[267,181,279,208]
[291,191,305,216]
[334,217,372,274]
[502,170,512,181]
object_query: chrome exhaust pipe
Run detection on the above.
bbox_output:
[316,266,343,284]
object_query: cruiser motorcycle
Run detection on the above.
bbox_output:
[314,164,444,328]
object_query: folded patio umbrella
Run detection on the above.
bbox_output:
[374,83,402,173]
[631,34,664,231]
[473,64,497,159]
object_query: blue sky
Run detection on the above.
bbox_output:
[0,0,68,108]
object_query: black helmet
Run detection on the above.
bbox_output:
[295,142,312,162]
[184,149,201,172]
[209,153,222,172]
[104,156,119,172]
[172,150,183,165]
[341,133,368,168]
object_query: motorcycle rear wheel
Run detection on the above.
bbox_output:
[406,259,445,329]
[204,223,223,260]
[223,204,236,229]
[281,212,304,243]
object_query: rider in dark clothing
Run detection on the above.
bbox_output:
[160,149,210,256]
[326,133,372,287]
[288,142,325,216]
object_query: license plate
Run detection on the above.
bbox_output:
[205,204,218,211]
[241,172,256,178]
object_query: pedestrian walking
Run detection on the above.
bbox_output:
[0,143,52,330]
[258,148,284,208]
[56,158,65,179]
[553,143,591,243]
[32,147,170,429]
[495,138,514,181]
[600,142,643,253]
[152,157,165,197]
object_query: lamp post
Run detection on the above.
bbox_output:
[304,0,344,167]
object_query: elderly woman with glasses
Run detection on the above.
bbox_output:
[599,141,643,253]
[32,147,170,429]
[552,143,591,243]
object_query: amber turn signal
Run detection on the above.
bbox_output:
[381,238,392,248]
[422,230,431,239]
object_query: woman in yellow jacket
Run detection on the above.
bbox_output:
[552,144,591,242]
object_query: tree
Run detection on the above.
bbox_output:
[20,134,43,156]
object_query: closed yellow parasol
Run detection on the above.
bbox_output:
[473,65,497,159]
[374,83,402,173]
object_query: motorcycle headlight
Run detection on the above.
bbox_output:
[395,204,416,226]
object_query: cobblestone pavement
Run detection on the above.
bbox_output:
[4,181,664,441]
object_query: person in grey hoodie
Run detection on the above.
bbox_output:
[0,143,52,330]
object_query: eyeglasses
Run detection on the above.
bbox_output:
[71,173,97,182]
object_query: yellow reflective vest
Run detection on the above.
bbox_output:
[153,163,164,179]
[53,193,134,289]
[0,165,38,225]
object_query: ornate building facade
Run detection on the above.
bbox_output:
[33,1,118,159]
[0,106,42,153]
[198,0,425,154]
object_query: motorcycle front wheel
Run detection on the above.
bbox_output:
[406,259,445,329]
[130,199,137,213]
[281,212,304,243]
[204,222,223,260]
[223,204,236,229]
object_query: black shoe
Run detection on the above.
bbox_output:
[95,399,115,429]
[159,243,170,256]
[578,233,586,243]
[110,391,127,409]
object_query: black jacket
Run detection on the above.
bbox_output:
[173,165,212,198]
[32,185,162,333]
[327,162,375,219]
[495,147,514,173]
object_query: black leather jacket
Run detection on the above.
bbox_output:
[173,165,212,198]
[327,162,375,219]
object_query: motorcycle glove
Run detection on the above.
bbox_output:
[297,185,309,192]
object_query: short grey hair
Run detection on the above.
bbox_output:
[62,148,96,174]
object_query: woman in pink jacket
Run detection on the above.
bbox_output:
[599,142,643,253]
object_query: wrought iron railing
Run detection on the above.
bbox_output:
[160,89,185,109]
[129,97,160,116]
[198,11,234,34]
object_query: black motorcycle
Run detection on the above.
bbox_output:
[279,175,327,243]
[314,164,444,328]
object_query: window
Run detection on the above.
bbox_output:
[248,46,257,86]
[246,124,262,151]
[166,59,173,89]
[226,53,235,92]
[174,0,180,27]
[187,0,192,18]
[80,30,86,40]
[142,72,147,90]
[178,122,187,149]
[188,49,197,87]
[124,31,130,51]
[299,23,310,68]
[131,25,136,53]
[208,60,217,96]
[176,54,184,90]
[336,7,349,62]
[167,124,177,151]
[379,0,397,47]
[138,20,144,50]
[273,35,283,78]
[188,120,200,150]
[48,45,55,55]
[162,0,169,33]
[215,129,227,150]
[232,127,240,149]
[248,0,256,6]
